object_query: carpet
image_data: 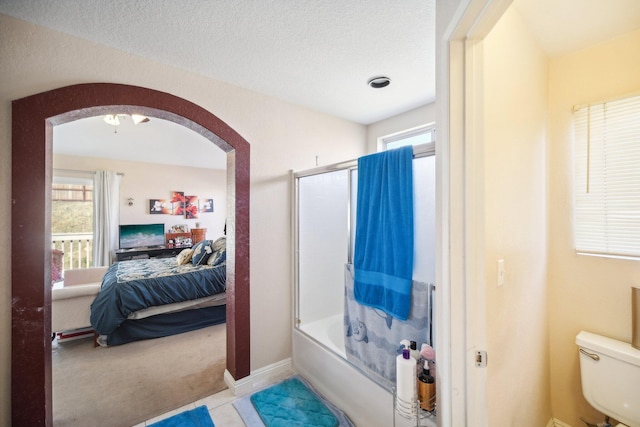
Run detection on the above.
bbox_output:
[233,376,354,427]
[53,323,227,427]
[148,405,214,427]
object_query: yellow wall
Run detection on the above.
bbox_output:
[480,8,640,426]
[0,14,367,425]
[483,7,552,425]
[547,28,640,426]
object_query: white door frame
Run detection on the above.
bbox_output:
[436,1,511,425]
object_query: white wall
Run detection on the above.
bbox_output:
[54,154,228,239]
[0,14,368,425]
[367,103,436,153]
[482,6,552,426]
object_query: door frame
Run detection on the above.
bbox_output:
[11,83,251,426]
[437,0,511,425]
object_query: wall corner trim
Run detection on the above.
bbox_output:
[223,358,293,396]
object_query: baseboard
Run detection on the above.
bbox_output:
[549,418,573,427]
[224,357,294,396]
[56,327,95,342]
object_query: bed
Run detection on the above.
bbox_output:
[90,237,227,346]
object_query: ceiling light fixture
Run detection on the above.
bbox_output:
[131,114,150,125]
[103,114,150,132]
[103,114,121,126]
[368,76,391,89]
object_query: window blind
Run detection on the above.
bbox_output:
[574,95,640,258]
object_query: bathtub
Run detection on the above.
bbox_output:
[298,314,346,359]
[293,315,436,427]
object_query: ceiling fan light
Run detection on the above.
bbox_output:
[131,114,150,125]
[103,114,120,126]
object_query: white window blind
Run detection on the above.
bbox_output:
[574,95,640,258]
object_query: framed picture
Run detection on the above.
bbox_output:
[184,195,199,219]
[171,224,188,233]
[170,191,185,216]
[199,198,214,213]
[149,199,171,214]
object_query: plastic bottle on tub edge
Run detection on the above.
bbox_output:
[417,360,436,411]
[396,348,417,414]
[410,340,420,361]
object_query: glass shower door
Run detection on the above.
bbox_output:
[295,169,350,331]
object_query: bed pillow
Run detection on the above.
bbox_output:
[211,236,226,253]
[176,248,194,265]
[191,240,213,266]
[207,237,227,267]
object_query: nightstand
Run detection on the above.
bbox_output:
[191,228,207,244]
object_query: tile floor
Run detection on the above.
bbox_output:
[136,369,295,427]
[135,388,246,427]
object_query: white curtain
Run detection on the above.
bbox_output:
[93,171,121,266]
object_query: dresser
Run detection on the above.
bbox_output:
[114,246,186,261]
[165,232,192,248]
[190,228,207,244]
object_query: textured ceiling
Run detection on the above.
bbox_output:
[0,0,436,125]
[2,0,639,169]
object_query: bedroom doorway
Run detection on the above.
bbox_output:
[11,83,251,426]
[50,115,229,425]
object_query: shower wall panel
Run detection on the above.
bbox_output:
[297,170,350,326]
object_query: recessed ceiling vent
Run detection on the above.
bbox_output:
[368,76,391,89]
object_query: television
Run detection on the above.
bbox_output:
[119,223,165,250]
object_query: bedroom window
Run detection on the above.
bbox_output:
[52,181,94,270]
[381,123,435,151]
[573,94,640,259]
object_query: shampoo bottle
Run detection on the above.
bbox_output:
[410,340,420,360]
[417,360,436,411]
[396,348,417,413]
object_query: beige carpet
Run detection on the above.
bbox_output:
[52,323,227,427]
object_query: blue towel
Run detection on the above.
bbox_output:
[354,146,414,320]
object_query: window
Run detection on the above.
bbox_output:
[52,178,94,269]
[381,123,435,151]
[52,183,93,202]
[573,94,640,258]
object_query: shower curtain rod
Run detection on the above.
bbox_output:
[53,168,125,176]
[293,142,435,179]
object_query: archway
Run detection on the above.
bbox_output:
[11,83,250,426]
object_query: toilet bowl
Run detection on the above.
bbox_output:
[576,331,640,427]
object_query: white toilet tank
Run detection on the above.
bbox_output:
[576,331,640,427]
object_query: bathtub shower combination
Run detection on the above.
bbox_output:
[292,144,436,426]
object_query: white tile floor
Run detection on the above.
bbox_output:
[136,368,296,427]
[135,388,246,427]
[137,374,433,427]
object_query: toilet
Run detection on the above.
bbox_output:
[576,331,640,427]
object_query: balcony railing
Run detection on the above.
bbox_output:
[51,233,93,271]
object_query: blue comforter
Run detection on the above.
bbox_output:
[90,257,226,335]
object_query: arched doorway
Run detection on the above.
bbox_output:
[11,83,250,426]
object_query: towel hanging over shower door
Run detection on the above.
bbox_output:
[353,146,414,320]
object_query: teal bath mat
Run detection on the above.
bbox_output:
[251,377,338,427]
[233,376,353,427]
[148,405,214,427]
